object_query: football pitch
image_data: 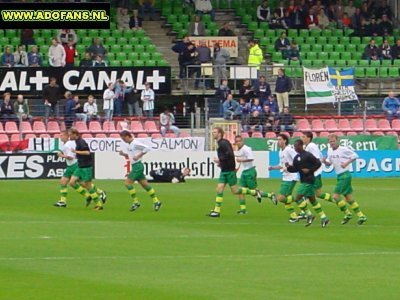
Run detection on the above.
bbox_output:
[0,178,399,300]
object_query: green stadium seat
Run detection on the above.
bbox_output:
[106,37,116,45]
[260,37,269,47]
[128,52,139,60]
[313,60,324,67]
[122,30,134,38]
[339,36,350,44]
[379,67,389,77]
[300,44,311,52]
[109,60,120,67]
[145,60,156,66]
[321,29,332,37]
[289,60,300,66]
[335,44,345,52]
[178,29,188,38]
[365,67,377,77]
[332,29,344,37]
[357,60,369,66]
[11,37,20,45]
[350,36,361,45]
[248,21,258,32]
[144,45,156,53]
[0,37,9,45]
[151,52,162,61]
[133,60,144,66]
[116,52,126,61]
[110,44,121,52]
[121,60,133,66]
[157,59,169,66]
[318,52,329,60]
[330,52,340,60]
[312,44,322,52]
[99,30,110,39]
[355,67,365,78]
[328,37,339,45]
[254,29,264,39]
[299,29,309,38]
[241,15,252,25]
[306,52,317,60]
[324,59,335,66]
[135,44,144,52]
[301,59,312,67]
[122,44,134,52]
[347,60,357,67]
[344,28,354,36]
[112,29,123,38]
[324,44,334,52]
[370,60,381,67]
[107,53,116,60]
[167,14,177,24]
[272,51,282,61]
[236,7,246,17]
[161,6,172,17]
[388,67,399,77]
[140,52,150,60]
[118,37,128,45]
[128,37,139,45]
[207,22,218,31]
[309,30,320,37]
[287,29,298,39]
[41,29,53,39]
[82,37,92,46]
[259,22,269,31]
[201,14,212,24]
[179,15,189,24]
[87,30,99,39]
[140,37,151,46]
[76,44,86,54]
[341,52,351,60]
[265,30,277,38]
[336,60,347,68]
[317,36,327,44]
[352,52,362,60]
[393,60,400,67]
[305,37,315,44]
[381,59,392,66]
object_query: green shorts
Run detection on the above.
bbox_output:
[297,183,315,197]
[73,166,93,182]
[218,171,237,186]
[334,171,353,196]
[279,180,297,196]
[63,163,78,178]
[240,167,257,189]
[128,161,146,181]
[313,174,323,190]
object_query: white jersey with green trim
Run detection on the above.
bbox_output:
[305,142,323,176]
[62,140,77,166]
[126,139,150,164]
[326,146,358,175]
[280,146,298,181]
[235,145,255,170]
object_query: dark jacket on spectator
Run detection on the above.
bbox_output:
[80,58,93,67]
[275,75,292,93]
[363,45,380,59]
[43,84,61,106]
[129,16,143,29]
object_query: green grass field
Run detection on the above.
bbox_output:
[0,178,399,300]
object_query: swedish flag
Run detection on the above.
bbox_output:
[328,67,355,87]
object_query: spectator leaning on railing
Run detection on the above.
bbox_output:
[382,91,400,123]
[213,43,230,89]
[64,92,76,129]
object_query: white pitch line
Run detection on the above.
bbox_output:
[0,252,399,261]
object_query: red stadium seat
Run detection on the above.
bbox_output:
[296,119,311,131]
[292,131,303,137]
[81,133,93,138]
[280,131,290,138]
[334,131,344,136]
[89,121,102,133]
[24,134,37,139]
[10,134,22,141]
[40,134,51,138]
[165,133,177,138]
[179,132,191,137]
[103,121,118,133]
[372,131,384,136]
[377,119,391,131]
[33,121,47,134]
[151,133,162,139]
[75,121,89,133]
[21,121,33,134]
[391,119,400,131]
[0,133,9,143]
[386,131,398,139]
[95,133,107,138]
[131,121,145,133]
[319,131,330,137]
[265,132,277,138]
[311,119,325,132]
[241,132,250,138]
[137,133,149,138]
[338,119,351,131]
[350,119,363,132]
[346,131,357,136]
[143,120,159,133]
[0,123,4,133]
[5,122,19,134]
[325,119,339,132]
[53,134,61,138]
[365,119,378,132]
[109,133,120,138]
[47,121,61,134]
[252,131,263,138]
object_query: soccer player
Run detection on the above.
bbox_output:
[322,134,367,225]
[68,128,105,210]
[54,130,106,207]
[150,168,191,183]
[119,130,162,212]
[234,135,277,214]
[302,131,352,217]
[207,127,268,217]
[268,133,304,222]
[286,139,330,227]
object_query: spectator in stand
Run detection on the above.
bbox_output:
[141,82,155,118]
[380,40,392,60]
[281,10,293,29]
[83,95,98,122]
[363,39,380,62]
[257,0,271,23]
[222,94,241,120]
[379,14,393,36]
[382,91,400,123]
[195,40,212,89]
[27,45,42,67]
[195,0,215,22]
[251,98,263,114]
[360,1,372,20]
[247,110,264,132]
[181,42,199,84]
[73,95,87,122]
[274,31,290,59]
[269,11,284,29]
[64,92,76,129]
[239,79,254,101]
[103,82,115,121]
[87,38,107,59]
[213,43,230,89]
[375,0,392,20]
[129,9,143,30]
[275,68,292,113]
[21,29,35,48]
[305,7,319,29]
[261,104,276,132]
[344,0,356,17]
[254,75,271,105]
[117,0,131,9]
[291,3,306,29]
[189,15,206,36]
[326,3,338,26]
[14,94,32,122]
[335,0,345,22]
[264,95,279,116]
[287,41,301,64]
[0,93,18,123]
[138,0,156,20]
[214,79,231,101]
[218,22,235,36]
[391,39,400,61]
[1,46,14,67]
[79,52,93,67]
[171,35,191,81]
[117,7,130,29]
[126,88,142,117]
[276,107,295,133]
[48,38,66,67]
[341,12,352,28]
[317,8,330,29]
[239,97,251,123]
[351,7,364,35]
[248,40,263,78]
[92,54,108,67]
[365,17,380,36]
[275,0,286,18]
[43,77,61,122]
[63,41,78,67]
[160,107,180,136]
[114,79,132,117]
[14,45,28,67]
[57,29,78,45]
[287,0,296,13]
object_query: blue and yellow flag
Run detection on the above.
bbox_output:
[328,67,355,87]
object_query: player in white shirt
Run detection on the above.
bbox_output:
[234,136,277,214]
[322,134,367,225]
[302,131,352,218]
[119,130,162,212]
[54,131,106,208]
[268,133,308,222]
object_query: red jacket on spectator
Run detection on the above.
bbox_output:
[305,14,319,28]
[64,44,77,65]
